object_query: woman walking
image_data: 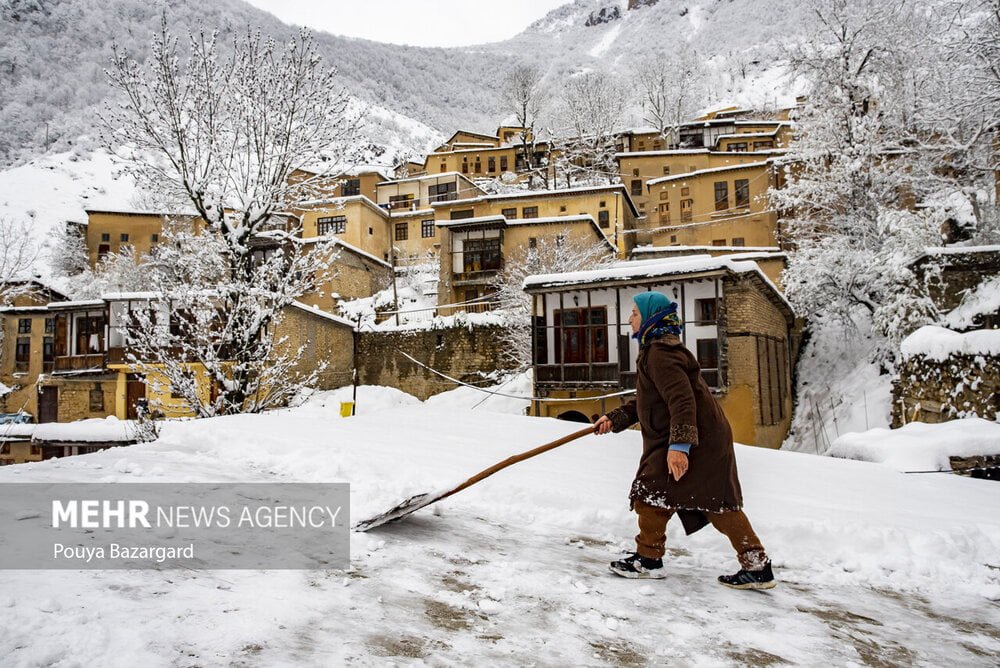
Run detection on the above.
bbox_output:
[593,291,775,589]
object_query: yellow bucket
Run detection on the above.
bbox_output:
[339,401,354,418]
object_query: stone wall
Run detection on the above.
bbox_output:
[39,376,117,422]
[357,324,512,401]
[892,353,999,427]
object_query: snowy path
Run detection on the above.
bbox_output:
[1,405,998,665]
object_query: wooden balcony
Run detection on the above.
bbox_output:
[53,353,107,372]
[535,363,623,387]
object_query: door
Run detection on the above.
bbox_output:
[126,378,146,419]
[38,387,58,423]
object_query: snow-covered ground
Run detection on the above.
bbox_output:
[1,396,998,665]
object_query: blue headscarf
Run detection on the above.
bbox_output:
[633,291,682,345]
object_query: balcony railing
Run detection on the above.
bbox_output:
[53,353,107,372]
[535,363,622,386]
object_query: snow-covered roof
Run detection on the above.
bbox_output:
[620,126,662,135]
[294,195,388,217]
[632,244,781,254]
[288,301,357,328]
[616,149,711,159]
[523,255,793,315]
[46,299,106,310]
[299,236,392,269]
[32,417,137,443]
[914,245,1000,260]
[84,208,198,217]
[647,160,772,186]
[900,325,1000,362]
[0,305,51,314]
[506,214,596,227]
[715,130,784,141]
[377,171,481,188]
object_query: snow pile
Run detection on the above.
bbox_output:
[289,385,422,417]
[944,275,1000,330]
[825,418,1000,472]
[1,405,998,664]
[425,370,533,415]
[900,325,1000,362]
[782,313,893,453]
[32,416,138,442]
[338,264,440,329]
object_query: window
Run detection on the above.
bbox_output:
[43,337,54,365]
[697,339,720,387]
[474,159,482,174]
[528,237,537,248]
[462,238,501,273]
[632,168,640,177]
[659,191,669,200]
[598,210,610,228]
[599,201,606,207]
[712,239,727,246]
[120,233,129,242]
[631,180,643,196]
[500,156,508,172]
[17,318,31,334]
[428,182,457,202]
[421,220,435,238]
[681,199,693,223]
[369,227,374,235]
[89,387,104,412]
[450,209,475,220]
[45,317,54,334]
[559,205,567,213]
[696,298,718,323]
[461,159,469,174]
[681,187,690,196]
[735,179,750,208]
[532,315,548,365]
[754,140,774,150]
[732,237,745,247]
[395,222,409,241]
[317,215,347,235]
[440,163,447,173]
[555,234,566,247]
[522,206,538,219]
[502,208,517,219]
[488,157,496,172]
[714,181,729,211]
[662,166,671,175]
[15,338,30,372]
[100,233,110,242]
[729,142,748,152]
[389,194,416,210]
[151,233,159,243]
[342,178,361,196]
[670,235,677,243]
[553,307,608,364]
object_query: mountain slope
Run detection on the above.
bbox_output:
[0,0,813,167]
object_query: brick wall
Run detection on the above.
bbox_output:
[892,353,999,427]
[39,376,117,422]
[357,324,513,400]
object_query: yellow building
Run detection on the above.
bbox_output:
[296,196,392,261]
[645,160,781,248]
[84,210,203,267]
[430,184,639,259]
[435,213,618,314]
[289,167,390,203]
[523,255,798,449]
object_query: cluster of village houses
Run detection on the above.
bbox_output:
[1,104,996,465]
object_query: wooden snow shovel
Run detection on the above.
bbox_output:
[353,425,596,531]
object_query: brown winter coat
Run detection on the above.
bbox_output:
[606,334,743,533]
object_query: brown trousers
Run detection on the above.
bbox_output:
[634,499,768,570]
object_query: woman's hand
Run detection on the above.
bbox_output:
[593,415,613,435]
[667,451,689,481]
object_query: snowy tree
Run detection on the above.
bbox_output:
[554,71,626,187]
[102,22,361,415]
[634,48,706,143]
[0,216,39,305]
[490,231,615,368]
[500,63,547,187]
[772,0,961,360]
[46,222,89,279]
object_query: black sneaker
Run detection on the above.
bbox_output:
[718,561,776,590]
[609,552,665,579]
